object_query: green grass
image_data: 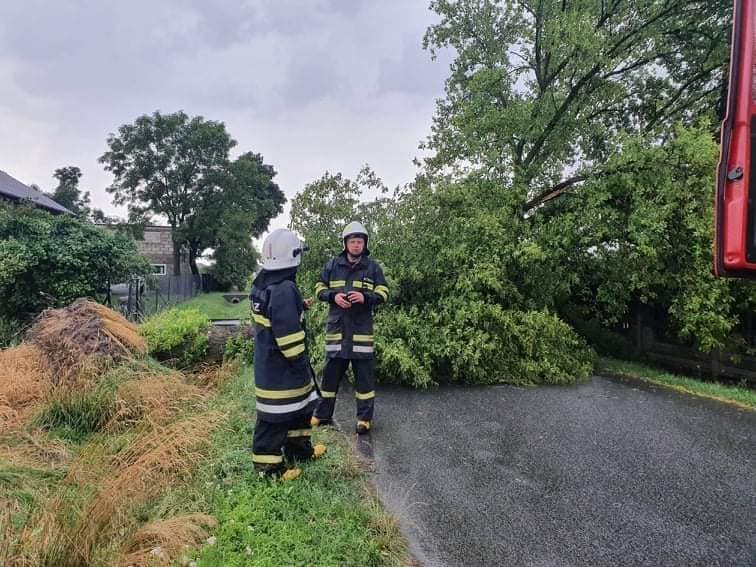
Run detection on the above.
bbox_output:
[597,356,756,410]
[174,292,250,320]
[155,364,408,566]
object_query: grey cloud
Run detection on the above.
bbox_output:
[0,1,449,219]
[376,36,452,97]
[283,50,344,106]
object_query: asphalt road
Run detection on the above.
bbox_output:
[332,375,756,567]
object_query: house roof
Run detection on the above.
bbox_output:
[0,169,72,214]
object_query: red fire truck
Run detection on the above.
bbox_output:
[715,0,756,276]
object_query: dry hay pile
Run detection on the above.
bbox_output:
[26,299,146,383]
[0,344,52,432]
[105,373,207,431]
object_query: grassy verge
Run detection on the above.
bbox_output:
[180,364,408,566]
[597,356,756,410]
[174,292,250,320]
[0,359,407,565]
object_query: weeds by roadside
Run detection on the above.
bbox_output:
[598,357,756,410]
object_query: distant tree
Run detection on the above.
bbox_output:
[48,166,91,217]
[99,112,284,278]
[99,111,236,275]
[207,210,261,291]
[178,152,285,276]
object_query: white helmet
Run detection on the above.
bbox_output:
[260,229,306,270]
[342,221,369,249]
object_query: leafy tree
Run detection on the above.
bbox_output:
[538,124,756,352]
[416,1,744,354]
[291,169,594,386]
[179,152,285,278]
[0,204,150,319]
[100,112,284,279]
[49,166,91,217]
[423,0,729,209]
[207,212,260,291]
[99,111,236,275]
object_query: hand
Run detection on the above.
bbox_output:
[347,291,365,305]
[334,293,352,309]
[303,297,314,310]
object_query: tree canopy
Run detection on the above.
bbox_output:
[423,0,729,209]
[289,0,745,390]
[99,110,283,277]
[48,166,92,217]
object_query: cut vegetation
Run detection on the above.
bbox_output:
[0,300,407,566]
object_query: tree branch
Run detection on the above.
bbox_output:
[524,174,589,211]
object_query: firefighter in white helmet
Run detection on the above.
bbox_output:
[311,221,389,434]
[249,228,325,479]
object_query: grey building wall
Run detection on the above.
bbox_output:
[138,226,192,276]
[100,224,192,276]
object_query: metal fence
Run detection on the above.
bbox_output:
[113,274,203,322]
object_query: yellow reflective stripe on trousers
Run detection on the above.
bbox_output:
[255,381,313,400]
[281,343,306,358]
[325,333,342,341]
[276,330,305,347]
[355,390,375,400]
[353,334,374,342]
[253,313,272,327]
[252,453,283,464]
[320,390,336,398]
[329,280,346,288]
[287,429,312,438]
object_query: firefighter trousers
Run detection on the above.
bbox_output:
[315,357,375,422]
[252,413,314,474]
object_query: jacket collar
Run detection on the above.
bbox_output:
[253,267,298,288]
[337,251,368,269]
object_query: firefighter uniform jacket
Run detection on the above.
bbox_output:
[250,269,318,423]
[314,252,389,359]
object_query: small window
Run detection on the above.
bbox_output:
[151,264,167,275]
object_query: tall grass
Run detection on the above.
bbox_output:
[1,358,408,566]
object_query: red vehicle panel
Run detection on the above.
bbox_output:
[715,0,756,277]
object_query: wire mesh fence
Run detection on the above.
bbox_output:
[112,275,203,322]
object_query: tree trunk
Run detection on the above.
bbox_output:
[173,240,182,276]
[189,245,200,276]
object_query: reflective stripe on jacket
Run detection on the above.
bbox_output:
[250,274,316,422]
[314,252,388,359]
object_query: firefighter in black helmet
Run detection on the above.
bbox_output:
[311,221,389,434]
[249,228,326,479]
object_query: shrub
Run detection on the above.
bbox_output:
[0,317,24,348]
[140,308,210,368]
[0,203,150,319]
[223,331,254,363]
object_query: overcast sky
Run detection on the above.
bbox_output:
[0,0,451,234]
